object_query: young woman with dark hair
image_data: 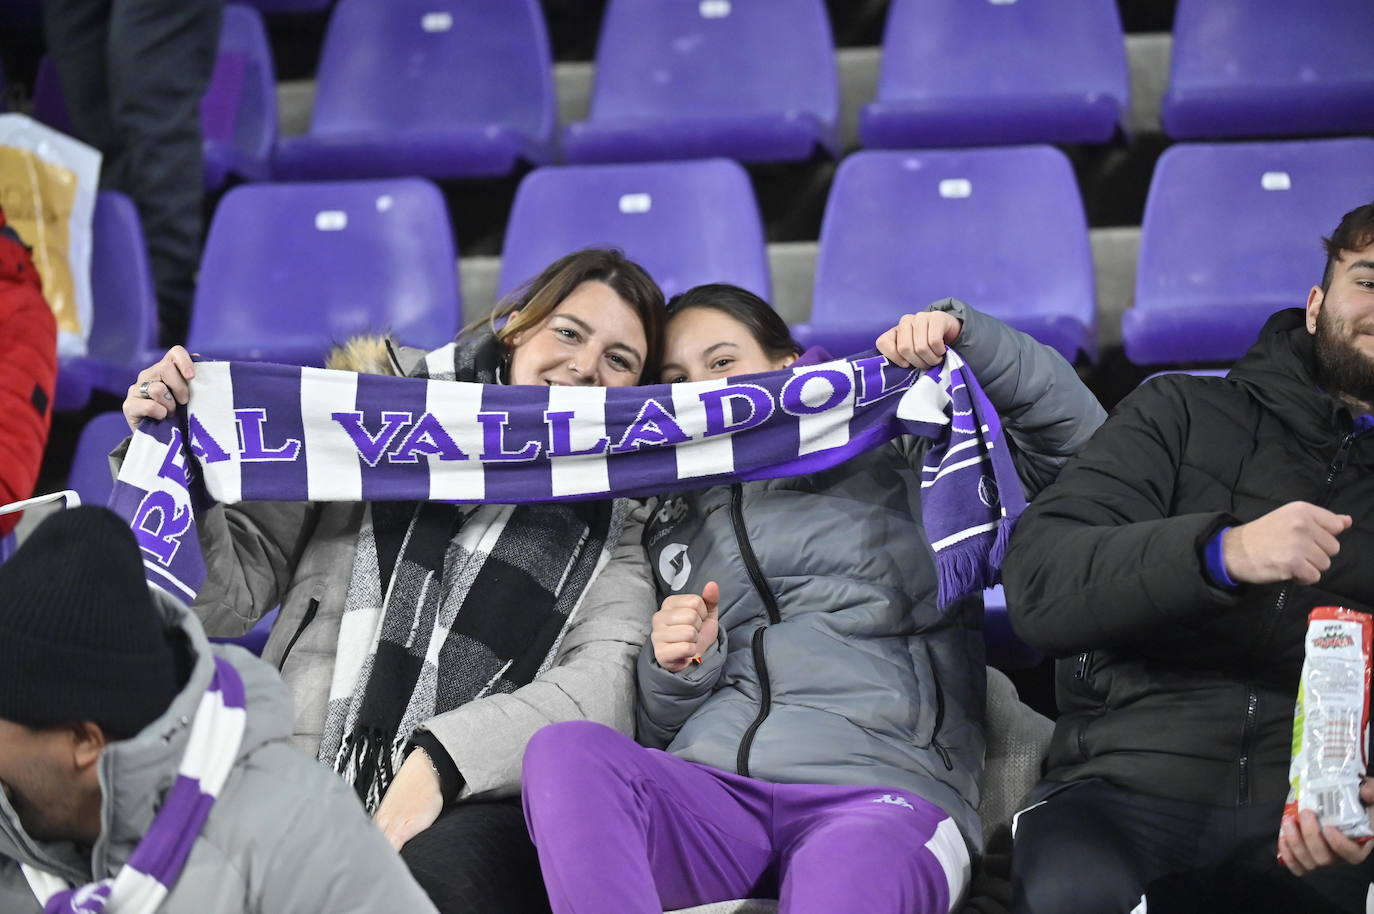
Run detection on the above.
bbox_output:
[120,248,666,914]
[523,285,1107,914]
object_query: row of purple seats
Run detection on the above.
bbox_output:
[30,0,1371,185]
[186,149,1095,374]
[272,0,1125,178]
[60,135,1374,412]
[32,4,277,191]
[254,0,1374,181]
[205,136,1374,375]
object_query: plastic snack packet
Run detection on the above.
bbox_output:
[1284,606,1374,843]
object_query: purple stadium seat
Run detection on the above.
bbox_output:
[1162,0,1374,140]
[0,531,14,564]
[202,4,278,188]
[68,412,134,508]
[1123,138,1374,366]
[860,0,1129,149]
[31,4,277,190]
[798,146,1095,362]
[499,159,771,303]
[188,179,460,366]
[55,191,160,412]
[31,57,74,137]
[983,585,1043,671]
[273,0,554,181]
[563,0,839,165]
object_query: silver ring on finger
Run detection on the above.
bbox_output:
[138,379,155,400]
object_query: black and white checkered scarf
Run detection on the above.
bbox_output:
[318,330,628,810]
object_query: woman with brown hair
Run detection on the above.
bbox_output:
[121,248,666,913]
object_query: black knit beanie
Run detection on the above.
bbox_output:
[0,506,181,740]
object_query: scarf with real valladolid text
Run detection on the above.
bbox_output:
[22,657,247,914]
[108,332,1026,804]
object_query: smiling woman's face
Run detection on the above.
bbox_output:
[506,280,649,387]
[660,306,795,384]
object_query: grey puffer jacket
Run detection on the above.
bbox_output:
[0,591,437,913]
[637,300,1105,853]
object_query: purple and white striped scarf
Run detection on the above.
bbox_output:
[109,347,1024,608]
[22,657,247,914]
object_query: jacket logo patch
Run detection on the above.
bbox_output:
[659,543,691,592]
[872,794,915,810]
[977,474,1000,509]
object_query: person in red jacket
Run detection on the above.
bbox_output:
[0,207,57,537]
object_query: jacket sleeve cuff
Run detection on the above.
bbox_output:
[640,623,727,689]
[1203,527,1240,591]
[408,730,464,805]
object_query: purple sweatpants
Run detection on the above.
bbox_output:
[522,721,970,914]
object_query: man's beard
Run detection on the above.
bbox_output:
[1314,307,1374,410]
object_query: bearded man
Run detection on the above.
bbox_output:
[1004,202,1374,914]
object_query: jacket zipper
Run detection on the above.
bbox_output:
[736,628,772,777]
[1074,650,1094,681]
[730,483,782,777]
[1073,650,1095,759]
[1236,432,1354,804]
[278,598,320,671]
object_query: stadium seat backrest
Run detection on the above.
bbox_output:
[31,56,74,137]
[87,191,158,369]
[802,146,1095,362]
[498,159,771,303]
[592,0,836,120]
[1124,138,1374,365]
[68,412,136,509]
[206,3,277,183]
[309,0,553,144]
[1163,0,1374,140]
[188,179,460,365]
[862,0,1128,147]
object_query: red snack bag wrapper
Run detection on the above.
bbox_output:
[1283,606,1374,843]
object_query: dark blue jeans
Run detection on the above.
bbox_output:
[1012,777,1374,914]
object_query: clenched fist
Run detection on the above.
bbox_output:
[651,581,720,673]
[1223,501,1353,586]
[875,310,963,370]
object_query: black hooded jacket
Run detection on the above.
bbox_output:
[1004,309,1374,808]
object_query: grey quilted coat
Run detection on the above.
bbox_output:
[0,591,438,913]
[636,300,1105,853]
